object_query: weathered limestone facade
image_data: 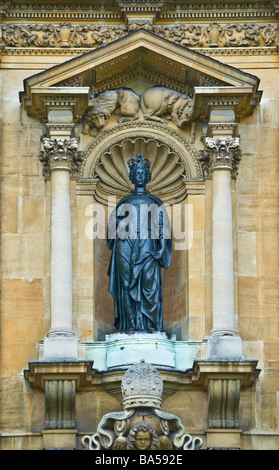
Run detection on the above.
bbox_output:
[0,0,278,450]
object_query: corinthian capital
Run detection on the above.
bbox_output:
[199,137,241,177]
[39,137,83,178]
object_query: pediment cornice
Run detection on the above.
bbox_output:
[19,28,262,123]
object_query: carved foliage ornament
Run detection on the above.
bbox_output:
[81,360,203,451]
[199,137,241,176]
[39,137,84,177]
[153,23,278,48]
[1,22,277,49]
[1,23,127,48]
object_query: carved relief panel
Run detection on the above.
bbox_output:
[81,86,195,137]
[1,22,277,51]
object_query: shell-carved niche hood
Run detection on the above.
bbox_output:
[94,137,187,205]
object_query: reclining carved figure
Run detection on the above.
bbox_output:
[82,88,140,136]
[141,86,194,127]
[82,86,194,136]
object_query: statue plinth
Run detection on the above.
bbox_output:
[105,331,169,341]
[84,333,202,372]
[105,332,174,369]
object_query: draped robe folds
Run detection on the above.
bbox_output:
[107,192,172,333]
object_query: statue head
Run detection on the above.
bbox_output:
[128,154,152,187]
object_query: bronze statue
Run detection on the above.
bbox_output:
[107,154,172,334]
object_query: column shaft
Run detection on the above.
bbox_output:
[200,135,242,359]
[40,136,81,360]
[211,168,235,334]
[50,168,73,333]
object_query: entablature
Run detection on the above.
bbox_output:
[1,0,278,22]
[24,359,260,404]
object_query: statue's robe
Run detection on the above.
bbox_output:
[107,191,172,333]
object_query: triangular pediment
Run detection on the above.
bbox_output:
[20,28,262,121]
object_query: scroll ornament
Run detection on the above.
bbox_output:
[81,360,203,451]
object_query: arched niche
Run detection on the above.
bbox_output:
[81,121,203,183]
[79,122,203,340]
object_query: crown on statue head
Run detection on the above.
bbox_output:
[128,154,151,171]
[128,154,152,184]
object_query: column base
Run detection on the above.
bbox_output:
[42,430,77,450]
[43,329,78,360]
[207,333,242,360]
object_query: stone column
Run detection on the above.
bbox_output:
[40,126,83,360]
[50,165,72,335]
[200,117,242,359]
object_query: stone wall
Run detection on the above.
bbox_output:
[0,0,278,450]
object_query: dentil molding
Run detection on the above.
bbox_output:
[1,1,277,20]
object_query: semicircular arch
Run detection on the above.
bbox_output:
[80,121,203,205]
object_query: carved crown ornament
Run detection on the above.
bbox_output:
[81,360,204,451]
[1,21,277,52]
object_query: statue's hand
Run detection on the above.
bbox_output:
[148,249,164,261]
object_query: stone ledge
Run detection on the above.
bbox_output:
[23,359,200,402]
[82,335,204,372]
[24,358,260,403]
[193,359,261,389]
[24,360,95,391]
